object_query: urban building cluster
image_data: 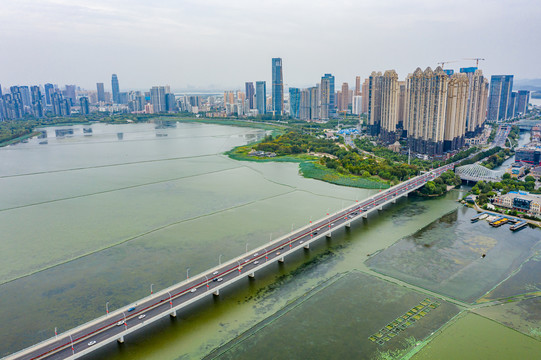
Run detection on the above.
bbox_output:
[493,191,541,217]
[0,58,533,157]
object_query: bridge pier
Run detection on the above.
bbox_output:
[326,232,332,238]
[392,199,396,204]
[117,336,124,344]
[378,206,383,211]
[304,243,309,249]
[345,222,351,228]
[213,289,220,296]
[363,213,367,218]
[248,272,255,278]
[170,309,177,318]
[278,256,285,263]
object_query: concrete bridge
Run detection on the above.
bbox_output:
[4,164,454,360]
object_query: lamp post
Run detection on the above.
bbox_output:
[245,243,249,253]
[69,335,75,355]
[205,275,209,289]
[122,312,127,329]
[150,284,154,295]
[106,302,109,316]
[168,291,173,308]
[54,327,58,339]
[186,268,190,280]
[219,254,223,265]
[264,248,268,261]
[237,260,242,272]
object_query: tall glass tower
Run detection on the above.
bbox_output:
[289,88,300,119]
[271,58,283,115]
[111,74,120,104]
[256,81,266,115]
[487,75,513,121]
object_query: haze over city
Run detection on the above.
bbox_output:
[1,0,540,90]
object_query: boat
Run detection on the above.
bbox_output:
[479,214,488,220]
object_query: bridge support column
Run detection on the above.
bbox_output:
[278,256,285,263]
[248,272,255,278]
[213,289,220,296]
[170,309,177,318]
[392,199,396,204]
[117,336,124,344]
[378,206,383,211]
[326,232,332,238]
[345,222,351,228]
[363,213,367,218]
[304,243,309,249]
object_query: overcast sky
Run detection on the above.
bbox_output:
[1,0,540,91]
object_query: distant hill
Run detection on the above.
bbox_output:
[514,78,541,91]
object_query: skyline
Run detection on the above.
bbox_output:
[1,0,540,90]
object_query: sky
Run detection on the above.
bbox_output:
[1,0,540,92]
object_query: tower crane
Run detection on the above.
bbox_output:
[437,60,459,68]
[463,58,485,67]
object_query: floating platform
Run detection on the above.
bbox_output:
[471,211,489,222]
[490,217,509,227]
[510,221,527,231]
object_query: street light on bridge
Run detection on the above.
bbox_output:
[150,284,154,295]
[106,301,109,316]
[219,254,223,265]
[186,268,190,280]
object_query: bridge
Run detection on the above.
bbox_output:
[455,163,503,182]
[4,164,454,360]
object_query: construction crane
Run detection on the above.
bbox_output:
[437,60,459,68]
[463,58,485,67]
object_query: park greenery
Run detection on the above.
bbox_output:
[480,147,513,169]
[417,170,462,197]
[470,173,540,207]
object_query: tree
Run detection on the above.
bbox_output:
[503,173,511,180]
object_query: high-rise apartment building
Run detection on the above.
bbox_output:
[339,82,349,111]
[397,81,406,130]
[255,81,266,115]
[322,74,335,118]
[516,90,530,115]
[80,97,90,115]
[310,86,320,120]
[245,82,255,110]
[289,88,301,119]
[404,67,448,156]
[96,83,105,102]
[355,76,361,96]
[507,92,517,119]
[320,77,331,121]
[487,75,513,121]
[443,73,469,151]
[299,89,311,121]
[271,58,284,115]
[367,70,400,143]
[459,67,489,136]
[361,78,369,114]
[64,85,76,106]
[111,74,120,104]
[150,86,167,113]
[30,86,44,117]
[44,83,54,105]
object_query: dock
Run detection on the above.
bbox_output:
[510,221,527,231]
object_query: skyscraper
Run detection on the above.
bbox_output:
[111,74,120,104]
[44,83,54,105]
[459,68,489,136]
[487,75,513,121]
[30,85,44,117]
[80,97,90,115]
[443,73,469,151]
[289,88,301,119]
[299,89,311,121]
[380,70,400,143]
[0,84,2,97]
[516,90,530,115]
[150,86,167,113]
[256,81,266,115]
[507,92,517,119]
[322,74,336,118]
[367,72,382,136]
[320,77,331,121]
[245,82,255,110]
[64,85,76,106]
[96,83,105,102]
[355,76,361,96]
[404,67,448,156]
[271,58,283,115]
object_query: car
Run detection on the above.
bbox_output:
[217,278,223,282]
[253,261,259,265]
[212,271,218,275]
[243,258,249,263]
[88,341,96,346]
[253,253,258,257]
[116,321,125,326]
[331,223,334,226]
[127,307,136,312]
[279,247,284,250]
[190,288,197,293]
[138,314,146,320]
[213,278,218,282]
[312,232,318,235]
[299,240,304,244]
[276,251,281,255]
